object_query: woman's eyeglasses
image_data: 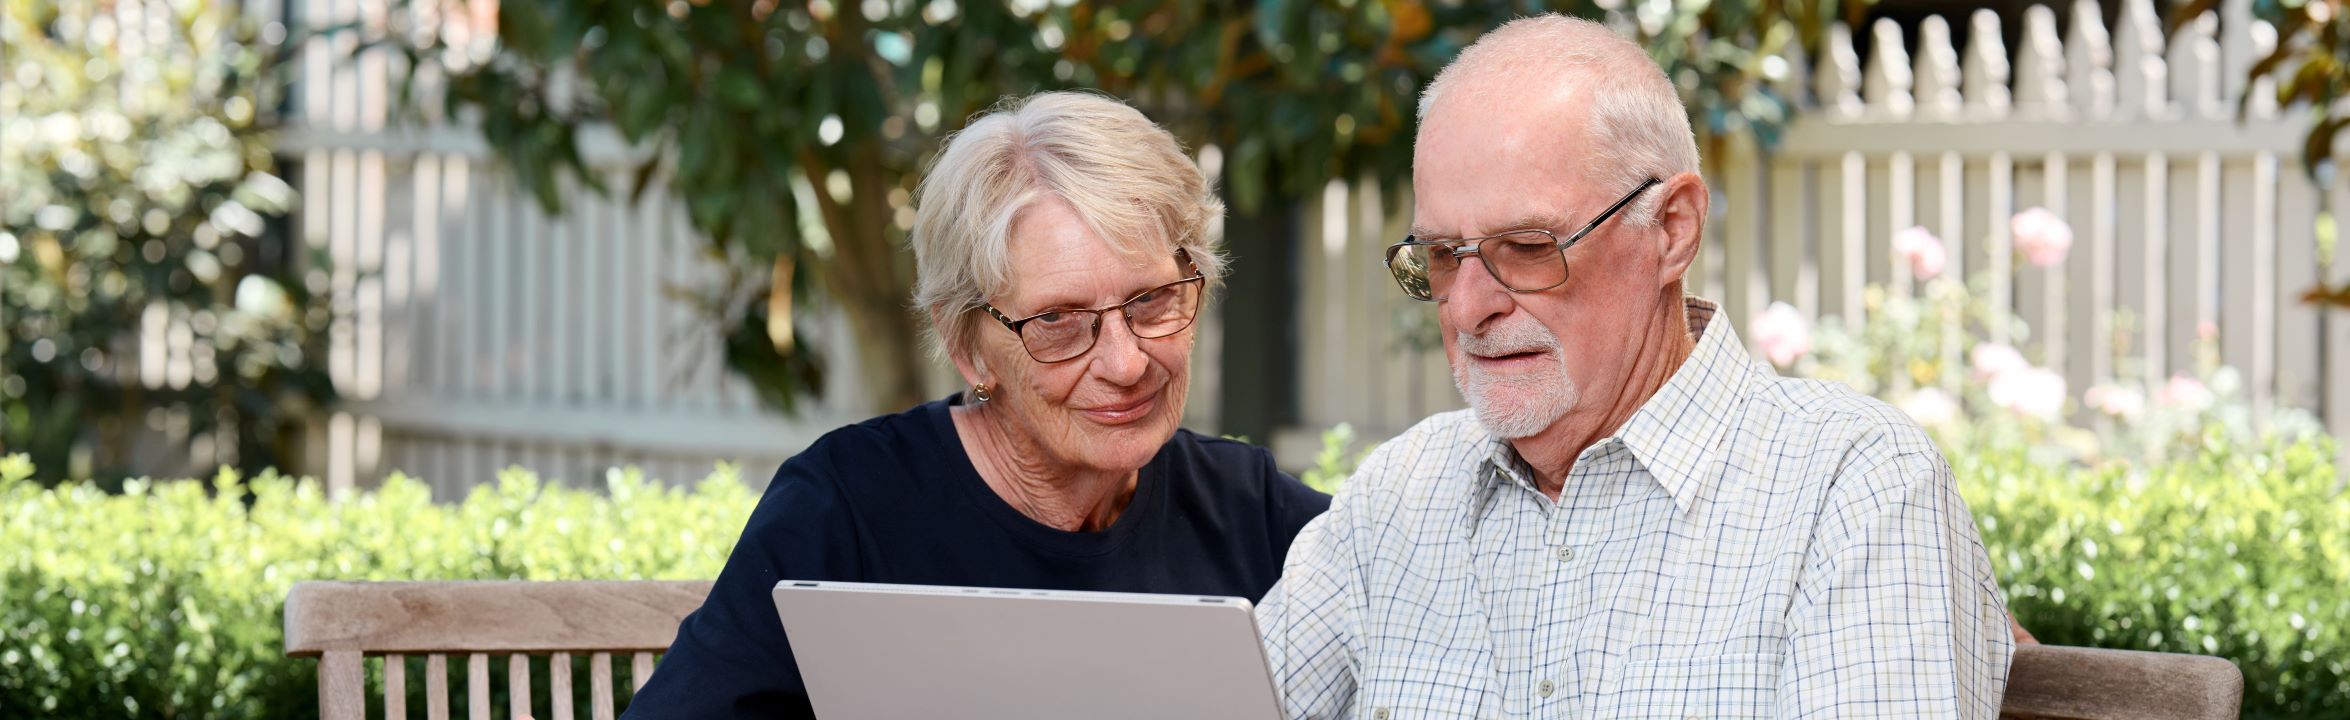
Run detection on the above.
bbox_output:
[981,251,1206,363]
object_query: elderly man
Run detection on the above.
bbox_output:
[1255,15,2013,719]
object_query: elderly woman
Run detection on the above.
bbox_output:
[623,92,1330,719]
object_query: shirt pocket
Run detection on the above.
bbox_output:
[1598,652,1780,720]
[1353,653,1491,719]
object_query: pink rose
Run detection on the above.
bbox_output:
[2011,207,2074,267]
[1892,226,1947,280]
[2084,383,2146,419]
[1751,302,1812,368]
[2157,375,2214,413]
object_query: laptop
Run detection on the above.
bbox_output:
[772,580,1286,720]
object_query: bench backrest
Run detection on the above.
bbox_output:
[283,580,711,720]
[284,581,2244,719]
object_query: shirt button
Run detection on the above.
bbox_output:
[1537,679,1556,698]
[1555,546,1575,562]
[1373,709,1391,720]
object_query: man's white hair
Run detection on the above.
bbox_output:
[1418,14,1700,224]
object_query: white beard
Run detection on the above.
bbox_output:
[1452,318,1579,439]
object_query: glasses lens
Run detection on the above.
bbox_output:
[1020,310,1097,362]
[1484,231,1566,292]
[1127,280,1201,338]
[1387,243,1453,300]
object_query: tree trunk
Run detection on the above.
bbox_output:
[1214,173,1303,444]
[808,135,928,415]
[831,275,928,413]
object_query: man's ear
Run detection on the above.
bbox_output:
[1652,172,1709,290]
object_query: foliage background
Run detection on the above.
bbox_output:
[0,0,332,484]
[372,0,1853,415]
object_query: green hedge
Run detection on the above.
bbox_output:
[1959,435,2350,718]
[0,456,752,718]
[5,437,2348,718]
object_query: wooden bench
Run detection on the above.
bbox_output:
[283,581,710,720]
[285,580,2245,719]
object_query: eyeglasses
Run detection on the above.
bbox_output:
[1384,177,1662,301]
[980,252,1207,363]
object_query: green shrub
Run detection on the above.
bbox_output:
[0,455,754,718]
[1959,435,2350,719]
[8,428,2350,717]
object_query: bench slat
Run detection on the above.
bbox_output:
[285,581,710,655]
[632,652,654,693]
[511,653,533,719]
[552,652,576,720]
[320,650,366,720]
[2001,644,2243,720]
[590,652,616,720]
[385,654,406,719]
[426,653,449,720]
[468,653,489,720]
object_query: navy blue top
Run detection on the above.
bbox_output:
[623,395,1330,719]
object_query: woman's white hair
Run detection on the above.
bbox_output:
[1418,14,1700,224]
[911,91,1227,361]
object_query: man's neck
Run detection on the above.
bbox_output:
[1513,297,1698,499]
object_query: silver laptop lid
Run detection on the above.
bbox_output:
[772,580,1284,720]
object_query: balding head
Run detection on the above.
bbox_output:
[1417,15,1698,223]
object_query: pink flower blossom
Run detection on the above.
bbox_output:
[1893,226,1948,280]
[2011,207,2074,267]
[2157,375,2214,413]
[1751,302,1812,368]
[2084,383,2146,419]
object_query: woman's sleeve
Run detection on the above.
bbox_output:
[621,456,861,720]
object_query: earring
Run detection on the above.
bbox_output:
[970,383,992,404]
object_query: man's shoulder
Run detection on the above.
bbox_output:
[1331,409,1488,511]
[1751,375,1944,462]
[1736,374,1954,527]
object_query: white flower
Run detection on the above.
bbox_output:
[2083,383,2146,419]
[1892,226,1947,280]
[1988,366,2068,420]
[1750,302,1812,367]
[2011,207,2075,268]
[1969,342,2029,380]
[1896,387,1962,429]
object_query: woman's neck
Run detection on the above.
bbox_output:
[951,403,1138,532]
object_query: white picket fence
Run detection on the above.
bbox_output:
[1283,0,2350,466]
[273,0,881,495]
[280,0,2347,490]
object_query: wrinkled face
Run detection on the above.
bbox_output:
[963,196,1195,474]
[1413,92,1665,439]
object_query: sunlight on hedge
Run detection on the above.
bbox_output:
[0,459,753,717]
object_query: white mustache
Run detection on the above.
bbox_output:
[1456,320,1561,358]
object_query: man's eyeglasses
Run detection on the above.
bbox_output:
[1384,177,1661,302]
[981,251,1206,363]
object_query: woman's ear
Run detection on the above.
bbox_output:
[1652,172,1709,290]
[935,308,992,388]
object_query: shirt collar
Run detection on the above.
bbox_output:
[1613,296,1751,513]
[1463,296,1752,525]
